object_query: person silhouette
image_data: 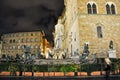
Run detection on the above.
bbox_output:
[105,57,111,80]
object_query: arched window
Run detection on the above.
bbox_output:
[106,4,110,14]
[87,3,92,14]
[92,4,97,14]
[12,46,15,49]
[26,38,30,42]
[10,40,12,43]
[13,39,15,43]
[30,38,34,42]
[97,26,103,38]
[35,38,39,42]
[10,46,12,49]
[18,39,20,43]
[31,33,33,36]
[21,39,24,43]
[18,45,21,49]
[35,45,39,49]
[111,4,116,14]
[87,3,97,14]
[106,3,116,14]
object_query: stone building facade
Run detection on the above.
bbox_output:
[0,41,2,57]
[0,31,49,57]
[63,0,120,58]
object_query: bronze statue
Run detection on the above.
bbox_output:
[109,40,113,50]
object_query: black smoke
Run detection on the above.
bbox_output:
[0,0,64,44]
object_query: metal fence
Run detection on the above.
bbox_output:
[0,75,120,80]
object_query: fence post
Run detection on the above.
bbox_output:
[88,64,90,76]
[32,62,34,76]
[100,63,102,75]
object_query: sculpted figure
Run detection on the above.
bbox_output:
[54,18,64,49]
[109,40,113,50]
[83,43,89,56]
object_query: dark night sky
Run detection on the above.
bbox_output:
[0,0,64,43]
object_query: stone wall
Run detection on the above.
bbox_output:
[78,14,120,58]
[77,0,120,14]
[63,0,120,58]
[77,0,120,58]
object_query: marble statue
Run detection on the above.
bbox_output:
[105,57,111,65]
[74,49,79,56]
[54,18,64,49]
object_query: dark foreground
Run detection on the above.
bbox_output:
[0,75,120,80]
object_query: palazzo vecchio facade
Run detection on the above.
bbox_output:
[62,0,120,58]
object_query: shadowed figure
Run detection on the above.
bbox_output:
[105,57,111,80]
[79,43,90,63]
[83,43,89,56]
